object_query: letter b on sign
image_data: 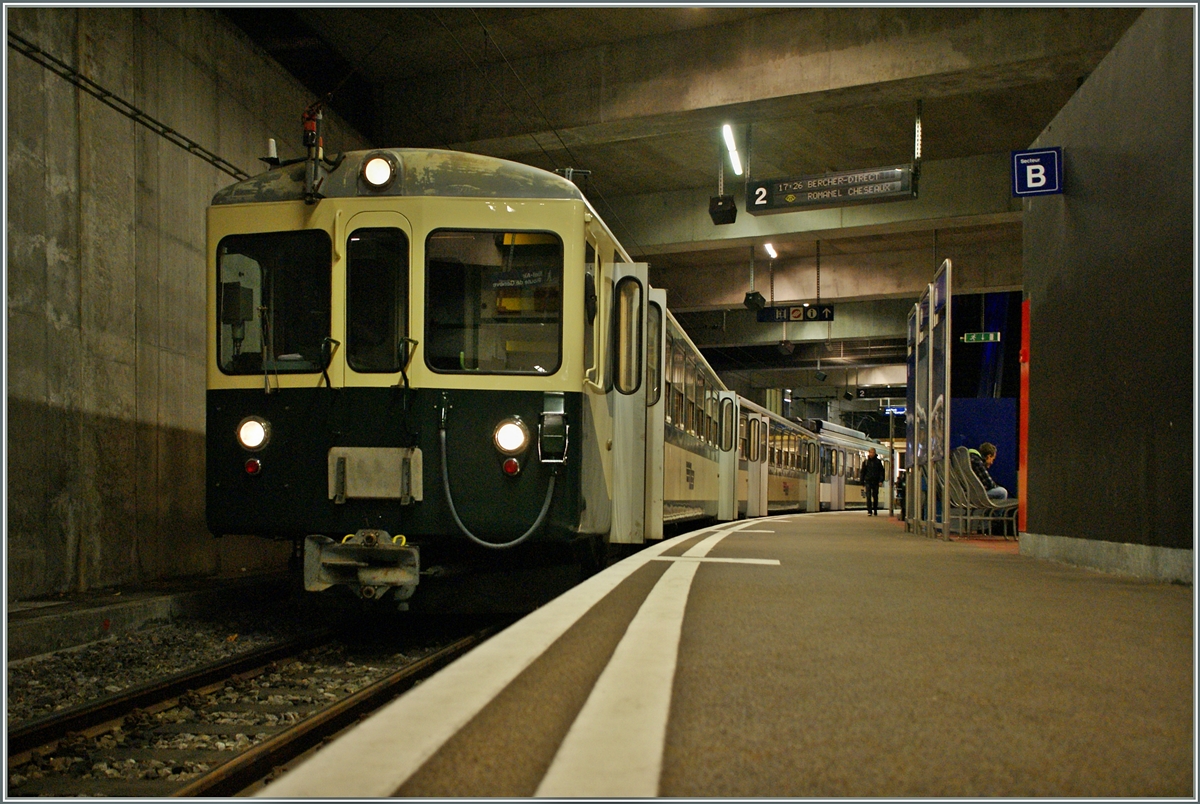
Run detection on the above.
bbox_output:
[1012,147,1063,196]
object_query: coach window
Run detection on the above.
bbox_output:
[613,276,643,395]
[685,357,698,436]
[347,228,409,373]
[425,230,562,374]
[675,349,687,430]
[647,303,662,405]
[720,398,735,452]
[217,230,331,375]
[584,242,597,376]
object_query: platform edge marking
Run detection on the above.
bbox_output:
[534,519,763,797]
[255,525,732,798]
[534,558,700,797]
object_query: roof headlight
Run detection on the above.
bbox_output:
[493,417,530,456]
[237,416,271,451]
[361,153,395,190]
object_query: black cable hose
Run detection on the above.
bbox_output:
[439,427,557,550]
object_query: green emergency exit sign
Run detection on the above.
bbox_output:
[962,332,1001,343]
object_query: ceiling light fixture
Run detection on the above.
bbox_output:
[764,243,777,259]
[722,124,743,176]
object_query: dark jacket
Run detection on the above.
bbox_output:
[860,455,885,486]
[968,448,998,490]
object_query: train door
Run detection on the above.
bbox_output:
[804,439,821,512]
[644,288,666,540]
[831,448,846,510]
[609,262,648,544]
[746,411,769,517]
[717,391,739,520]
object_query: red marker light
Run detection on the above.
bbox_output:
[245,458,262,475]
[502,458,520,476]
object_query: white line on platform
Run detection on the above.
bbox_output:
[535,518,766,797]
[259,533,688,797]
[653,556,780,565]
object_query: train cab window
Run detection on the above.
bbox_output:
[424,230,563,374]
[646,301,662,407]
[347,228,409,373]
[217,230,332,374]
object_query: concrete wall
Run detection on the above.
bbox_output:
[1020,9,1193,579]
[6,8,371,600]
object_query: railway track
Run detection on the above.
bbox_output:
[7,625,498,797]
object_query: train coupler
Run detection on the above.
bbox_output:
[303,530,419,603]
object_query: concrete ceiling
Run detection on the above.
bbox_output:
[222,7,1141,388]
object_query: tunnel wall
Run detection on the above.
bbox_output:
[6,8,371,600]
[1021,8,1193,579]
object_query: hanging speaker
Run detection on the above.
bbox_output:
[743,291,766,311]
[709,195,737,225]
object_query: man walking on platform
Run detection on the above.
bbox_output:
[861,448,885,516]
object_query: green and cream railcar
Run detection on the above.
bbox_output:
[206,148,660,606]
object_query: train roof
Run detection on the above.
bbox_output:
[211,148,586,206]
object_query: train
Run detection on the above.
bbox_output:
[205,139,891,609]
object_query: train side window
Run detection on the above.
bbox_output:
[347,228,409,373]
[685,357,698,436]
[217,229,332,374]
[696,373,707,441]
[425,229,563,374]
[672,340,686,427]
[720,398,735,452]
[583,242,597,376]
[645,301,662,406]
[760,419,769,465]
[667,331,676,424]
[738,413,748,459]
[613,276,643,395]
[748,418,760,462]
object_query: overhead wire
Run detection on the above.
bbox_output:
[431,10,561,171]
[466,11,648,259]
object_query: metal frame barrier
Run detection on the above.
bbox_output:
[906,259,952,539]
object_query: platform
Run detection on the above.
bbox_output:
[259,512,1193,797]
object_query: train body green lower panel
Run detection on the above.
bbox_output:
[207,387,584,562]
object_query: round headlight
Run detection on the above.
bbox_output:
[237,416,270,451]
[493,417,530,456]
[362,155,394,189]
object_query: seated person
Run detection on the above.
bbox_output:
[969,442,1008,500]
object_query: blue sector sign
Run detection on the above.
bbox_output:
[1012,147,1063,196]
